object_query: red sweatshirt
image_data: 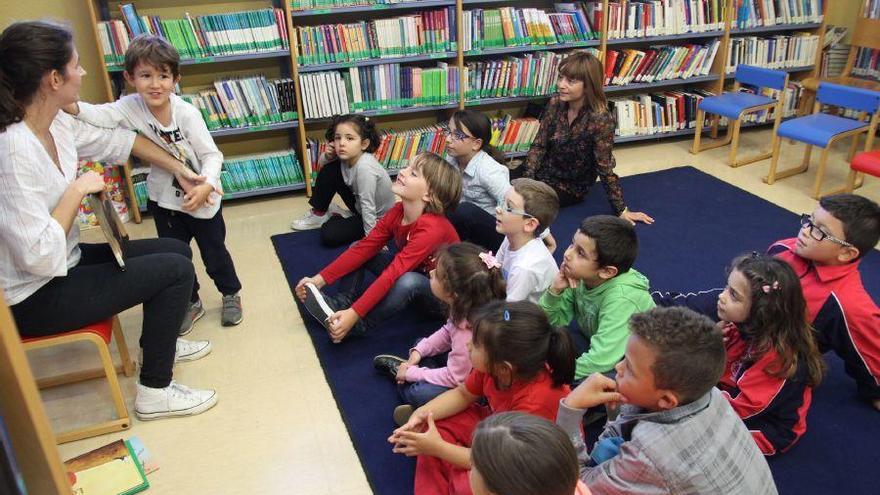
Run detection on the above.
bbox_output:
[319,203,459,317]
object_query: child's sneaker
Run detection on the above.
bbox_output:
[393,405,414,426]
[290,209,329,231]
[373,354,406,380]
[179,299,205,336]
[221,293,243,326]
[175,338,212,362]
[135,382,218,420]
[327,203,354,219]
[302,283,337,330]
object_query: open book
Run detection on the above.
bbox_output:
[87,194,130,270]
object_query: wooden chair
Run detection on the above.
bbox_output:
[22,316,135,444]
[798,16,880,116]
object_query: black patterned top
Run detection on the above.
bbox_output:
[523,97,626,215]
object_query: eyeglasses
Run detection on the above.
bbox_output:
[799,214,853,247]
[497,201,535,220]
[443,128,473,142]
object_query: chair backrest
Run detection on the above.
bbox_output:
[734,65,788,91]
[843,17,880,76]
[816,82,880,114]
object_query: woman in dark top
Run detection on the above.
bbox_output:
[522,51,652,225]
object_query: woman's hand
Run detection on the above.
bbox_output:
[390,412,444,457]
[620,209,654,225]
[294,275,325,302]
[327,308,359,343]
[73,171,107,197]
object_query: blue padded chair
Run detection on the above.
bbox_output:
[691,65,789,167]
[766,82,880,199]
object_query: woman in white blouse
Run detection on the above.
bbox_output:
[0,21,217,420]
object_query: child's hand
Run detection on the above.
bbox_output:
[390,412,444,457]
[389,409,428,441]
[550,268,578,295]
[717,320,735,343]
[324,142,337,161]
[620,209,654,225]
[407,350,422,366]
[294,275,325,302]
[564,373,626,410]
[542,232,558,254]
[396,363,410,384]
[62,102,80,115]
[181,183,215,211]
[327,308,359,343]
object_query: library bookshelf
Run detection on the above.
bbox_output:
[84,0,826,216]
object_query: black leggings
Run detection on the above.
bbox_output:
[308,160,365,247]
[11,238,195,388]
[447,202,505,252]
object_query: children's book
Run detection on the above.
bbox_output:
[64,439,149,495]
[127,436,158,476]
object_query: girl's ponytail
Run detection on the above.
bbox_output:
[546,326,575,387]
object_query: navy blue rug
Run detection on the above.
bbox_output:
[272,166,880,495]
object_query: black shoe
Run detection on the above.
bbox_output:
[303,283,338,330]
[373,354,406,380]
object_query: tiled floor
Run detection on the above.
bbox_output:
[31,127,877,494]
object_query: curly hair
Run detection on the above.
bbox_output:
[435,242,506,324]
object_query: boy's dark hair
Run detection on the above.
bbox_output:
[819,194,880,259]
[629,307,725,404]
[325,114,380,153]
[449,110,506,163]
[511,178,559,236]
[472,412,579,495]
[124,35,180,78]
[436,242,507,324]
[730,254,825,387]
[472,300,575,388]
[578,215,638,274]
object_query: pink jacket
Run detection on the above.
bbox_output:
[404,319,472,388]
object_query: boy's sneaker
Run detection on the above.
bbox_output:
[175,338,212,362]
[393,405,414,427]
[179,299,205,336]
[290,209,329,231]
[135,382,218,420]
[373,354,406,380]
[302,283,338,330]
[221,293,243,326]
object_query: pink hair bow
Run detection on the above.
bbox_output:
[479,251,501,270]
[762,281,780,294]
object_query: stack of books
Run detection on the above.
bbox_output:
[821,44,849,77]
[852,48,880,81]
[295,8,457,66]
[98,5,289,67]
[490,115,541,153]
[181,77,298,132]
[465,51,569,101]
[604,40,720,85]
[733,0,824,29]
[609,89,714,137]
[604,0,724,39]
[462,5,599,53]
[726,33,819,72]
[220,150,305,193]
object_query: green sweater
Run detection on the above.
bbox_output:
[540,268,655,379]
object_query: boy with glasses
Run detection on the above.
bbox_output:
[769,194,880,410]
[494,178,560,303]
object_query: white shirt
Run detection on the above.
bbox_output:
[76,93,224,219]
[496,237,559,304]
[0,112,136,305]
[447,150,510,215]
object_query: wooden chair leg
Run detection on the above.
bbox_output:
[111,316,134,377]
[812,147,831,199]
[845,169,859,193]
[710,114,720,139]
[691,109,704,155]
[847,134,861,162]
[802,144,813,167]
[728,120,742,167]
[765,133,784,184]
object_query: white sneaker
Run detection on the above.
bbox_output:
[175,339,212,362]
[290,209,330,230]
[135,382,218,420]
[328,203,354,219]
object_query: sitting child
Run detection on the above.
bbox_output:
[495,178,560,303]
[389,300,574,495]
[541,215,654,381]
[470,412,591,495]
[557,307,777,494]
[295,152,462,342]
[290,114,395,247]
[716,253,825,455]
[372,242,506,423]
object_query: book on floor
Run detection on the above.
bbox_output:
[64,439,149,495]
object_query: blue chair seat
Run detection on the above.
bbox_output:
[777,114,868,148]
[699,92,776,119]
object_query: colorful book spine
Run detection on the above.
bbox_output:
[726,33,819,72]
[220,150,305,193]
[489,115,541,152]
[605,40,719,85]
[609,89,714,136]
[852,48,880,81]
[291,0,405,10]
[462,5,599,53]
[181,76,298,131]
[733,0,824,29]
[606,0,724,39]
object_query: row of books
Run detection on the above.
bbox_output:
[604,40,720,85]
[731,81,804,123]
[299,63,459,119]
[461,6,599,53]
[610,90,712,137]
[295,8,457,65]
[866,0,880,18]
[464,52,563,101]
[291,0,409,10]
[732,0,824,29]
[821,44,849,78]
[852,48,880,81]
[490,115,541,152]
[220,150,305,193]
[604,0,724,39]
[725,34,818,73]
[180,77,298,132]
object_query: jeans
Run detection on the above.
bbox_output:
[11,238,194,388]
[399,381,452,408]
[446,201,504,252]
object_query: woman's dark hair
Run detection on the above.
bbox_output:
[0,21,74,132]
[325,114,380,153]
[435,242,506,324]
[471,300,575,388]
[730,254,825,387]
[471,412,579,495]
[450,110,506,164]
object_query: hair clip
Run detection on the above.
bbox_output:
[750,251,760,259]
[761,281,780,294]
[503,310,510,321]
[479,251,501,270]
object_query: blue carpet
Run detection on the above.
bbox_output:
[271,166,880,495]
